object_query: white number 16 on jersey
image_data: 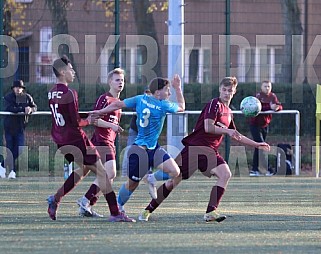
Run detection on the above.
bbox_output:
[50,103,66,127]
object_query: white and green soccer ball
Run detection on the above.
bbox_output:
[240,96,262,117]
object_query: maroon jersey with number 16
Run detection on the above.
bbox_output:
[48,83,88,145]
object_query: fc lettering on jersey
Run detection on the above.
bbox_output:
[141,98,161,110]
[48,91,63,99]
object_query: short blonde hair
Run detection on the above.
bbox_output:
[107,68,125,81]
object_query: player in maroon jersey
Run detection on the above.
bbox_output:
[46,56,135,222]
[139,77,270,222]
[77,68,125,217]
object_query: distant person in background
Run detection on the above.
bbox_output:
[0,80,37,179]
[249,80,283,177]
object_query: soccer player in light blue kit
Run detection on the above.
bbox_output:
[90,75,185,213]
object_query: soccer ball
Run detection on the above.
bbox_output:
[240,96,262,117]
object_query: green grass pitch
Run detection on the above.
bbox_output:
[1,173,321,254]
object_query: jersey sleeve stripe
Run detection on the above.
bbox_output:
[208,99,219,114]
[95,94,108,109]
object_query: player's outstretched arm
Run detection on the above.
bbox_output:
[205,119,230,135]
[78,118,90,127]
[78,113,99,127]
[236,134,270,151]
[171,74,185,112]
[93,118,124,132]
[89,101,126,115]
[256,142,270,151]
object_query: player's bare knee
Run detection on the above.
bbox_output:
[220,168,232,182]
[169,167,180,178]
[104,161,116,180]
[213,165,232,183]
[165,179,175,190]
[127,179,139,192]
[172,174,182,189]
[226,169,232,181]
[107,171,116,181]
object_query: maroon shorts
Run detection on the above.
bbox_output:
[175,145,226,180]
[57,136,100,166]
[91,140,116,163]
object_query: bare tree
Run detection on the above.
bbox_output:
[132,0,163,80]
[45,0,81,83]
[280,0,303,83]
[83,0,164,83]
[2,0,29,37]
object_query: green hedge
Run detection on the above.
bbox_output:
[8,81,318,136]
[4,81,316,173]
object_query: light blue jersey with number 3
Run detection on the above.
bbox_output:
[124,94,179,149]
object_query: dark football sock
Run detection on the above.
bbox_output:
[146,183,172,213]
[84,184,100,205]
[90,196,99,206]
[54,172,81,203]
[206,185,225,213]
[104,191,119,216]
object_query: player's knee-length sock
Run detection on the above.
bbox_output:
[54,172,81,202]
[117,183,133,206]
[145,183,172,213]
[153,170,170,181]
[89,196,99,206]
[84,184,100,206]
[206,185,225,213]
[89,195,99,206]
[104,191,119,216]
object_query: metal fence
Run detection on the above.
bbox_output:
[0,110,300,176]
[0,0,319,175]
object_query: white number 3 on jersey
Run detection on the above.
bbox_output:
[50,103,66,127]
[139,108,150,128]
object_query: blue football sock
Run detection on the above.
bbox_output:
[117,183,133,206]
[153,170,170,181]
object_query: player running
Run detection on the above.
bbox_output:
[89,75,185,212]
[46,56,135,222]
[140,76,270,222]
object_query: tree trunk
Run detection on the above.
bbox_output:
[280,0,303,83]
[132,0,163,83]
[45,0,81,83]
